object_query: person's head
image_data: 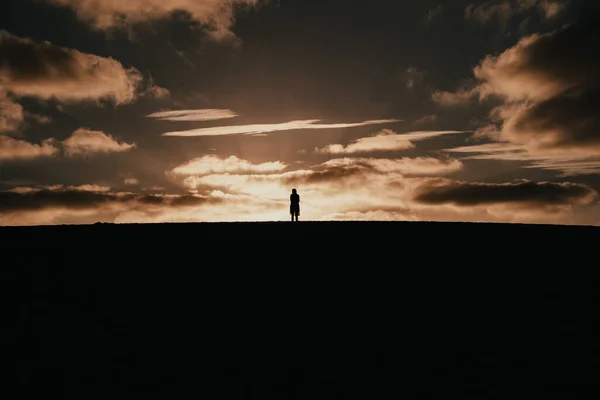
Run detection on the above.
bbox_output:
[292,188,297,194]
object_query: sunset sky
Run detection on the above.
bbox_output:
[1,0,599,225]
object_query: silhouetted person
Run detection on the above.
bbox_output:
[290,188,300,222]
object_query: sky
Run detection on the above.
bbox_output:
[1,0,599,225]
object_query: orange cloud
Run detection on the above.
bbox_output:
[444,141,600,176]
[320,157,463,176]
[9,184,112,193]
[2,154,598,225]
[431,87,482,107]
[315,130,465,154]
[172,155,286,176]
[0,92,24,132]
[63,128,136,156]
[147,109,238,122]
[124,178,140,185]
[0,135,58,160]
[43,0,262,40]
[316,130,414,154]
[0,30,143,104]
[162,119,401,137]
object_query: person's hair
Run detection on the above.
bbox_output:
[292,188,297,194]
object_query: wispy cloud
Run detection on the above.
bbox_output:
[315,129,414,154]
[413,115,438,125]
[444,141,600,176]
[9,184,111,193]
[321,157,463,176]
[315,129,466,155]
[162,119,401,137]
[147,109,238,122]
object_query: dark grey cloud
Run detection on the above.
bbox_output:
[414,179,597,206]
[0,30,144,104]
[504,87,600,151]
[436,0,600,175]
[483,15,600,154]
[0,188,214,212]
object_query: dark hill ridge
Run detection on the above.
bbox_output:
[1,219,599,244]
[1,220,598,265]
[3,221,600,399]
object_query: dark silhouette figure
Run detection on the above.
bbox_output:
[290,188,300,222]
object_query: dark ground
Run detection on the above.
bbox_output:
[2,221,600,399]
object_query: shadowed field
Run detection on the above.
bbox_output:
[3,221,600,399]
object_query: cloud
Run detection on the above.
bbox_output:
[413,115,438,125]
[63,128,136,156]
[538,0,563,18]
[473,32,597,103]
[476,20,600,156]
[142,84,170,99]
[0,30,142,104]
[315,130,413,154]
[9,184,112,193]
[425,5,443,22]
[0,188,215,216]
[315,130,465,155]
[319,210,417,222]
[3,152,597,225]
[0,92,24,132]
[124,178,140,185]
[320,157,463,176]
[147,109,238,122]
[171,155,287,175]
[42,0,262,40]
[466,1,514,25]
[0,128,135,161]
[161,154,597,225]
[413,178,597,207]
[162,119,401,137]
[432,87,482,107]
[444,141,600,176]
[465,0,563,26]
[436,6,600,174]
[400,67,426,90]
[0,135,58,160]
